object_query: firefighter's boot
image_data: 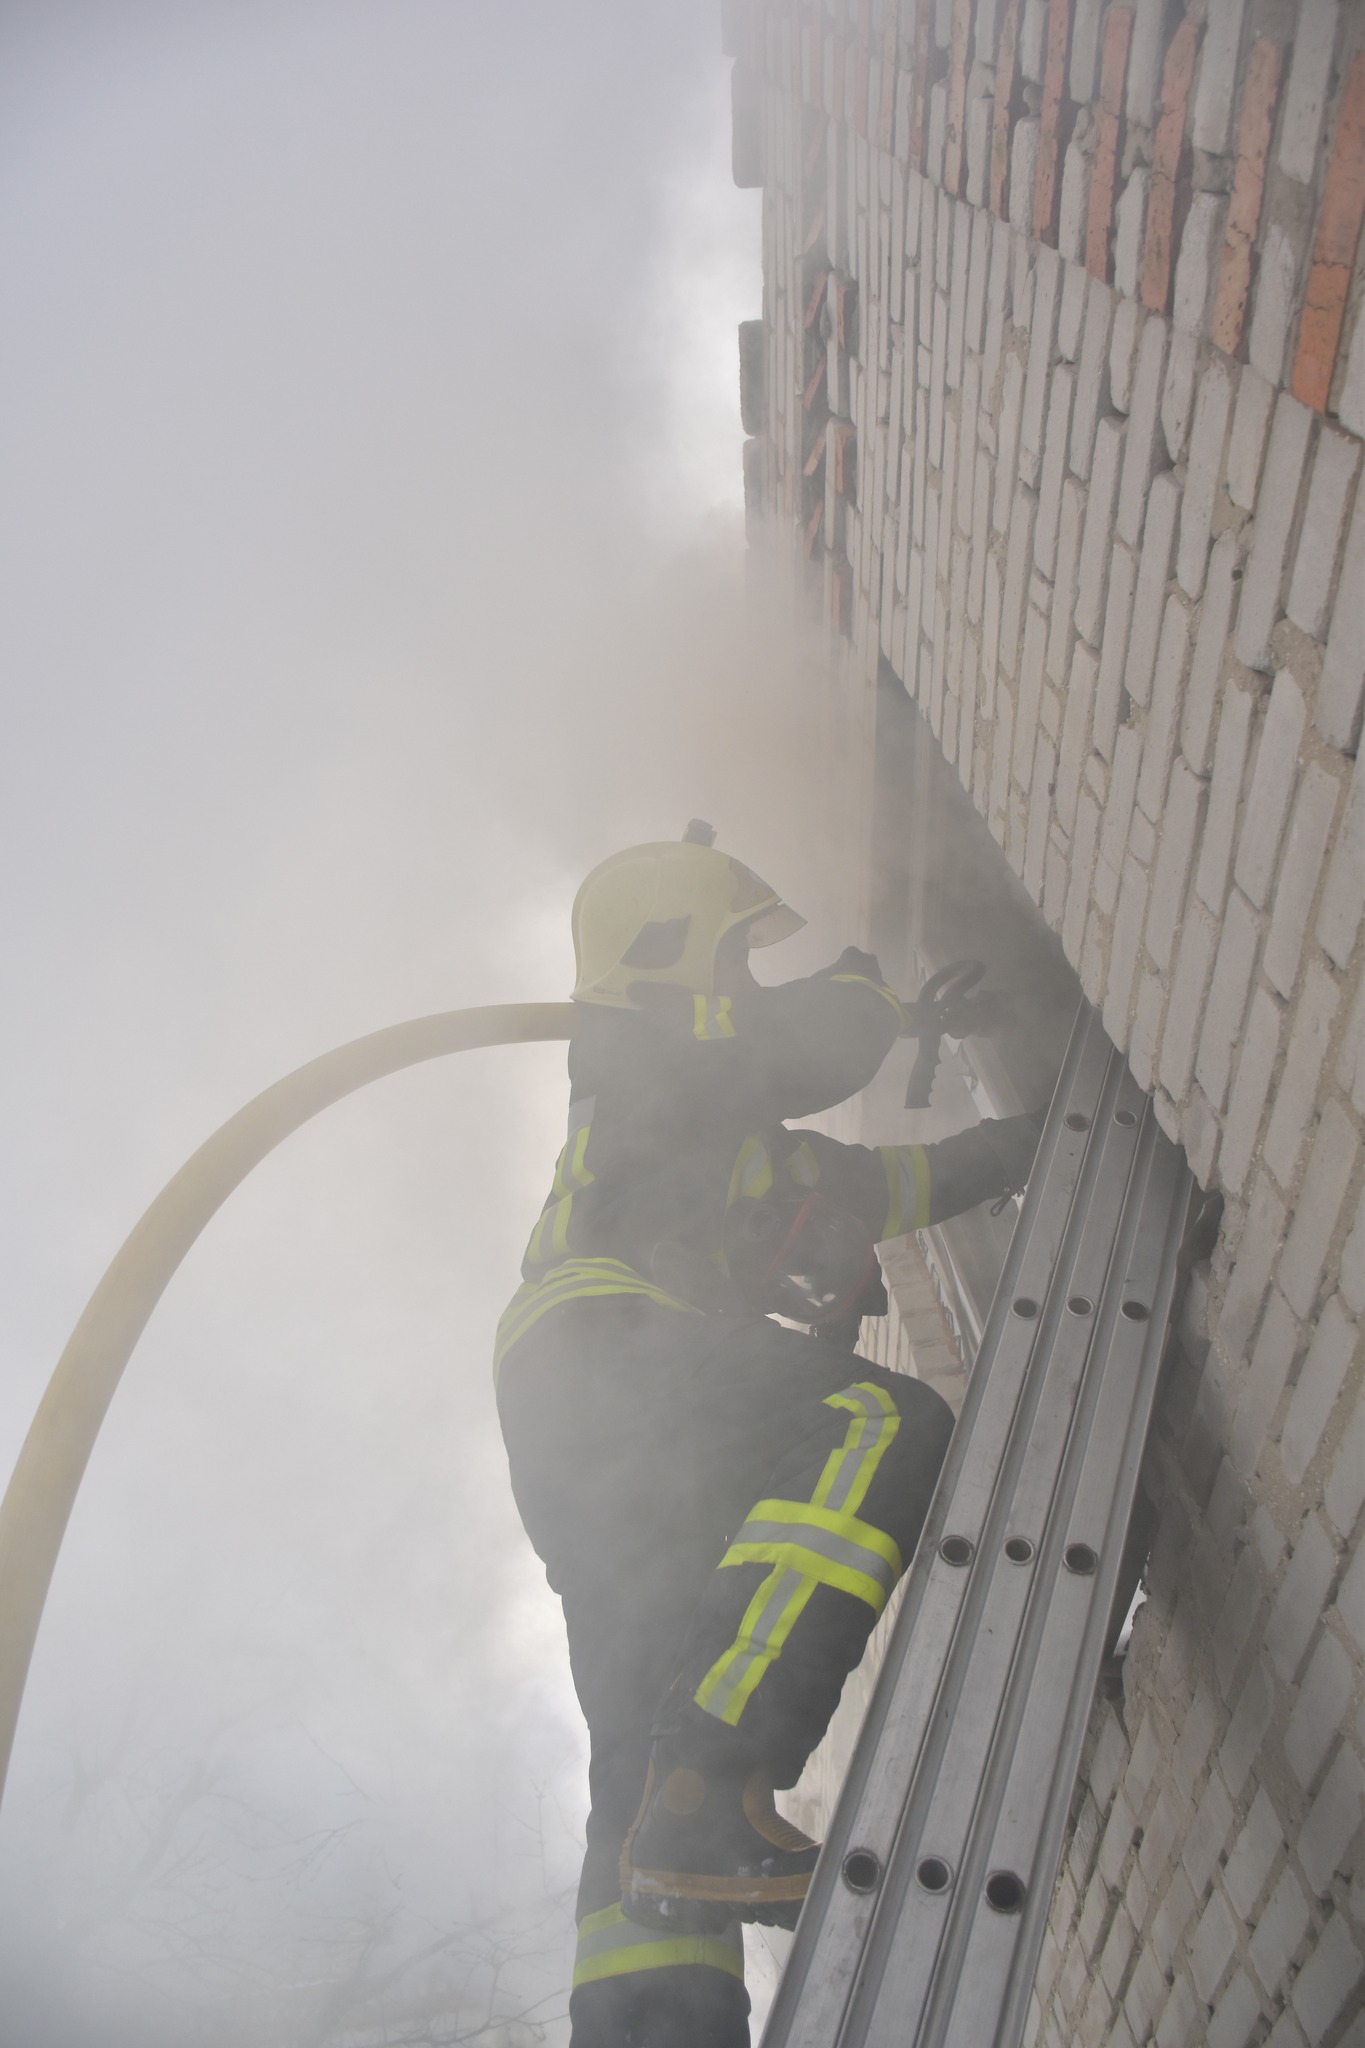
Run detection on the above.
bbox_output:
[620,1735,820,1935]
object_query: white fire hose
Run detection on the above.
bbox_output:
[0,1003,575,1811]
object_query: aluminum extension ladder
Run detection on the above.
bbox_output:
[763,1004,1198,2048]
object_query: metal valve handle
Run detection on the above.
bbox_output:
[902,958,992,1108]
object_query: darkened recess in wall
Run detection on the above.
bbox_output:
[738,319,766,435]
[869,658,1080,1116]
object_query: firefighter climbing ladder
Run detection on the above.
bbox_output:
[764,1003,1197,2048]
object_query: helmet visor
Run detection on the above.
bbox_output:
[744,900,807,948]
[727,858,805,948]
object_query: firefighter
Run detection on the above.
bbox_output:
[495,829,1041,2047]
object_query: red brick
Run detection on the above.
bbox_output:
[833,274,857,351]
[1086,8,1132,280]
[943,0,974,195]
[877,1,900,154]
[833,420,857,501]
[910,0,934,172]
[1141,16,1201,315]
[991,0,1023,218]
[1210,39,1284,356]
[855,0,872,139]
[1293,53,1365,413]
[1033,0,1074,245]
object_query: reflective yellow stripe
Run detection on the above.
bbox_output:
[785,1139,821,1189]
[527,1201,567,1265]
[692,993,737,1040]
[567,1122,593,1186]
[880,1144,932,1237]
[696,1381,903,1726]
[493,1258,697,1375]
[549,1193,574,1257]
[572,1903,744,1987]
[741,1495,902,1575]
[812,1381,900,1515]
[717,1543,891,1611]
[726,1133,774,1205]
[717,1499,900,1609]
[527,1191,574,1264]
[523,1108,596,1273]
[829,972,907,1027]
[694,1566,819,1725]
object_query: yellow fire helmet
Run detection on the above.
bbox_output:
[571,822,806,1008]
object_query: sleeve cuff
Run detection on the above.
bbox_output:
[879,1144,933,1237]
[829,973,908,1031]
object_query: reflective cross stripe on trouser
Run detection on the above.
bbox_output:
[572,1902,745,1991]
[816,1381,901,1513]
[694,1381,903,1728]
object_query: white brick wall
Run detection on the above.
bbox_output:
[750,7,1365,2041]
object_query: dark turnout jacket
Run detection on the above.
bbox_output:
[494,951,1036,1373]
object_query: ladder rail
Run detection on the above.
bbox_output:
[856,1051,1156,2045]
[932,1116,1190,2046]
[762,1006,1196,2048]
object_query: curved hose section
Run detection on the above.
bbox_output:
[0,1002,575,1808]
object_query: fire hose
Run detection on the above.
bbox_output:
[0,1004,575,1813]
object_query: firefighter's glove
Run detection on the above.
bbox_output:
[981,1111,1043,1202]
[824,944,887,984]
[901,960,996,1040]
[927,1113,1044,1221]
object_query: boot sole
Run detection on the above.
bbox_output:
[620,1876,807,1936]
[618,1759,815,1933]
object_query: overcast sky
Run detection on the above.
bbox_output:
[0,5,846,2040]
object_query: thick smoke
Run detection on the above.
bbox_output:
[0,4,851,2042]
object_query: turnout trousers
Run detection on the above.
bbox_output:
[497,1296,954,2048]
